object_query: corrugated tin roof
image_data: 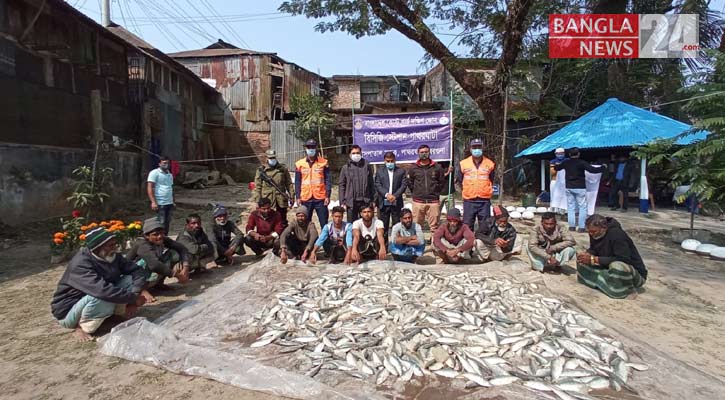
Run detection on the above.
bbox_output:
[515,98,708,157]
[168,48,276,58]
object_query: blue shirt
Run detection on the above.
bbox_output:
[315,221,353,247]
[615,163,626,181]
[147,168,174,205]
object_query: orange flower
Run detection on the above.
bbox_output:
[108,226,117,232]
[88,223,98,229]
[79,234,86,241]
[53,238,64,245]
[100,221,110,227]
[81,225,88,231]
[133,220,142,225]
[53,232,64,239]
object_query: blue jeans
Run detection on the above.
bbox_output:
[157,204,173,233]
[389,242,425,262]
[58,275,134,333]
[302,199,329,227]
[566,188,588,229]
[463,199,491,231]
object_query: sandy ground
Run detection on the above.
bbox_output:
[0,185,723,399]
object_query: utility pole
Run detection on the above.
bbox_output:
[498,86,508,205]
[102,0,111,27]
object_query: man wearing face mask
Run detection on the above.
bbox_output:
[339,145,375,223]
[408,145,445,239]
[374,151,408,243]
[126,218,191,302]
[51,227,148,341]
[210,206,245,265]
[254,150,294,228]
[474,206,517,262]
[432,208,475,264]
[456,139,495,231]
[575,214,647,299]
[295,139,331,228]
[147,155,175,234]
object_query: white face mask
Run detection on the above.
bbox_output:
[497,225,507,232]
[350,154,362,163]
[268,159,278,167]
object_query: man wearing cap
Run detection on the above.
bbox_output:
[51,227,148,341]
[254,149,294,228]
[244,198,284,256]
[349,204,387,264]
[176,213,216,271]
[388,208,425,263]
[432,208,476,264]
[279,205,319,264]
[147,155,175,234]
[474,206,518,262]
[339,145,375,223]
[408,144,445,237]
[294,139,331,228]
[549,148,568,214]
[126,218,191,300]
[456,139,495,230]
[211,205,245,264]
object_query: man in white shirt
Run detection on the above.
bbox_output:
[349,204,387,264]
[146,156,174,234]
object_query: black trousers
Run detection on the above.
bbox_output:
[277,207,289,229]
[245,235,279,255]
[608,180,628,209]
[358,236,380,260]
[281,236,308,258]
[378,205,401,243]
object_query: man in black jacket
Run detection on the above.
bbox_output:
[176,213,215,272]
[51,227,147,341]
[408,145,445,236]
[339,145,375,223]
[211,205,245,264]
[553,147,606,232]
[576,214,647,299]
[374,151,408,243]
[608,154,635,211]
[474,206,518,262]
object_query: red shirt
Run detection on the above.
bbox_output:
[245,210,284,236]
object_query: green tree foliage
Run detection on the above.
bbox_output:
[289,94,335,156]
[633,51,725,207]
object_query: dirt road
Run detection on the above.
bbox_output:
[0,186,723,399]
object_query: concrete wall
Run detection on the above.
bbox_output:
[0,143,142,225]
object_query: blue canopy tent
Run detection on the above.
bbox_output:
[515,98,707,212]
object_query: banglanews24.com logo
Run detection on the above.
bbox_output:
[549,14,699,58]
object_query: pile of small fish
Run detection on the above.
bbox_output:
[248,269,648,399]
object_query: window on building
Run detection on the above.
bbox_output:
[171,72,178,94]
[360,81,380,103]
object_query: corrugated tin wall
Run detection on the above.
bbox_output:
[270,120,304,169]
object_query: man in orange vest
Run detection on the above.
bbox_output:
[294,139,331,228]
[456,138,495,230]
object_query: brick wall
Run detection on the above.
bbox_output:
[332,80,360,110]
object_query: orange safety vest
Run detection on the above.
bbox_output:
[460,156,495,200]
[295,156,328,201]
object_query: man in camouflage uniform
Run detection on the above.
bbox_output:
[253,150,294,228]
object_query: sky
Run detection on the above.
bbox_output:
[74,0,725,77]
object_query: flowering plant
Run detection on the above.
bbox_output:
[51,211,142,255]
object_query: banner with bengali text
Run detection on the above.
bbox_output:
[352,111,452,164]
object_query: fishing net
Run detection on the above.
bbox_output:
[99,255,724,400]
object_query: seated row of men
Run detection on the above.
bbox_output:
[50,200,647,341]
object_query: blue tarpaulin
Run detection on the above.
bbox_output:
[516,98,708,157]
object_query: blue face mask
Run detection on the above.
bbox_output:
[268,159,278,167]
[385,162,395,170]
[305,149,316,157]
[556,154,565,160]
[471,149,483,157]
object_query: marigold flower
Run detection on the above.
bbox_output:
[53,238,64,245]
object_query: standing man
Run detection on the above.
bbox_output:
[295,139,331,228]
[608,154,634,212]
[211,206,245,264]
[432,208,475,264]
[309,206,352,264]
[51,227,147,341]
[244,198,284,256]
[339,145,375,223]
[554,148,606,232]
[456,139,495,230]
[474,206,517,262]
[408,145,445,238]
[388,208,425,263]
[527,212,576,273]
[549,148,568,214]
[147,155,174,234]
[254,150,294,228]
[349,204,387,264]
[279,206,319,264]
[374,151,408,243]
[576,214,647,299]
[176,213,216,272]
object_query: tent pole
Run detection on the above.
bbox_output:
[639,158,649,213]
[540,159,546,192]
